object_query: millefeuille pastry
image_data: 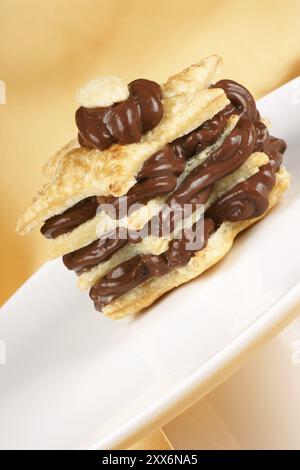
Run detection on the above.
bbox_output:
[16,55,289,319]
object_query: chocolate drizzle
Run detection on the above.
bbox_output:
[76,79,164,150]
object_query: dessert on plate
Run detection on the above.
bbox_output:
[16,55,289,319]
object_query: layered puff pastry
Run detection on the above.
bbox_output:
[16,55,289,319]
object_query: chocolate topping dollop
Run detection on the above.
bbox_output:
[76,79,164,150]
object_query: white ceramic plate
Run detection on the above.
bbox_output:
[163,315,300,450]
[1,78,300,450]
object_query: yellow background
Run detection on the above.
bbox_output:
[1,0,299,449]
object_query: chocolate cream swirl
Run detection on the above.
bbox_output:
[76,79,164,150]
[207,134,286,225]
[40,197,99,239]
